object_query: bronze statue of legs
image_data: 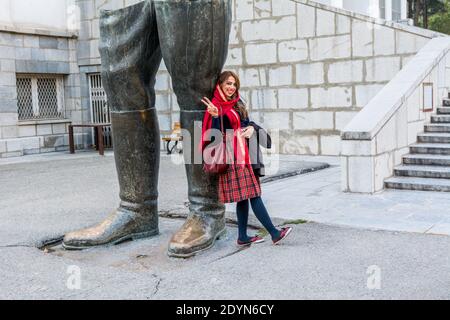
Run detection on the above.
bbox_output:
[63,1,162,249]
[63,0,232,257]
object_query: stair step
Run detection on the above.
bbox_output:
[403,154,450,166]
[431,115,450,123]
[410,143,450,155]
[385,176,450,192]
[418,132,450,143]
[425,123,450,133]
[394,165,450,179]
[437,107,450,114]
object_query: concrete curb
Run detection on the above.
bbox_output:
[260,162,330,184]
[158,163,330,230]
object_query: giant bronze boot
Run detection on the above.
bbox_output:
[63,1,163,249]
[154,0,232,257]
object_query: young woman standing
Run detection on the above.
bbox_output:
[201,71,292,246]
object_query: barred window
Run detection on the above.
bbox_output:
[16,75,65,121]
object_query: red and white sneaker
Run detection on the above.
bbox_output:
[237,236,265,247]
[272,227,293,245]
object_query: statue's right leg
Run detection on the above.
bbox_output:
[63,1,163,249]
[155,0,232,258]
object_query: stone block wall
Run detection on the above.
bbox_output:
[68,0,441,155]
[0,27,85,158]
[225,0,433,155]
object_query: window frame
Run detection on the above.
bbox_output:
[391,0,402,21]
[16,74,65,121]
[379,0,386,19]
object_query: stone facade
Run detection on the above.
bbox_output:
[0,27,86,158]
[224,0,434,155]
[0,0,442,158]
[74,0,438,156]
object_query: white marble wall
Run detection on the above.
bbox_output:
[74,0,435,154]
[224,0,431,155]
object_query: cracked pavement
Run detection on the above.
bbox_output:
[2,151,450,299]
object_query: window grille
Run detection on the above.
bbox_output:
[89,74,112,148]
[16,75,65,121]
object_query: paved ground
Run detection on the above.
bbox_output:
[257,155,450,236]
[1,150,450,299]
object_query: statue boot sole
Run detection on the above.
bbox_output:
[62,229,159,250]
[167,228,227,258]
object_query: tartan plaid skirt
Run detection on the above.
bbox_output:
[218,164,261,204]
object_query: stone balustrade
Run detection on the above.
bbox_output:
[341,37,450,193]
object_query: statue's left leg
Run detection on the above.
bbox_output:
[155,0,233,257]
[63,1,162,249]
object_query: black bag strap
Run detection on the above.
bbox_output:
[219,105,224,135]
[218,105,226,143]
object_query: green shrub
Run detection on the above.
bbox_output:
[429,0,450,34]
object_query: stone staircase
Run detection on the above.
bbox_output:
[385,92,450,192]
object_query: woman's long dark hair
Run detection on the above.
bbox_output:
[218,71,248,119]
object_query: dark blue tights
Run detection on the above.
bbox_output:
[236,197,281,242]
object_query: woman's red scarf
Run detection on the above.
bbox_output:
[201,85,251,166]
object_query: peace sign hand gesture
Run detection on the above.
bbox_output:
[201,97,219,117]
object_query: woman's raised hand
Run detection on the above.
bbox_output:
[201,97,219,117]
